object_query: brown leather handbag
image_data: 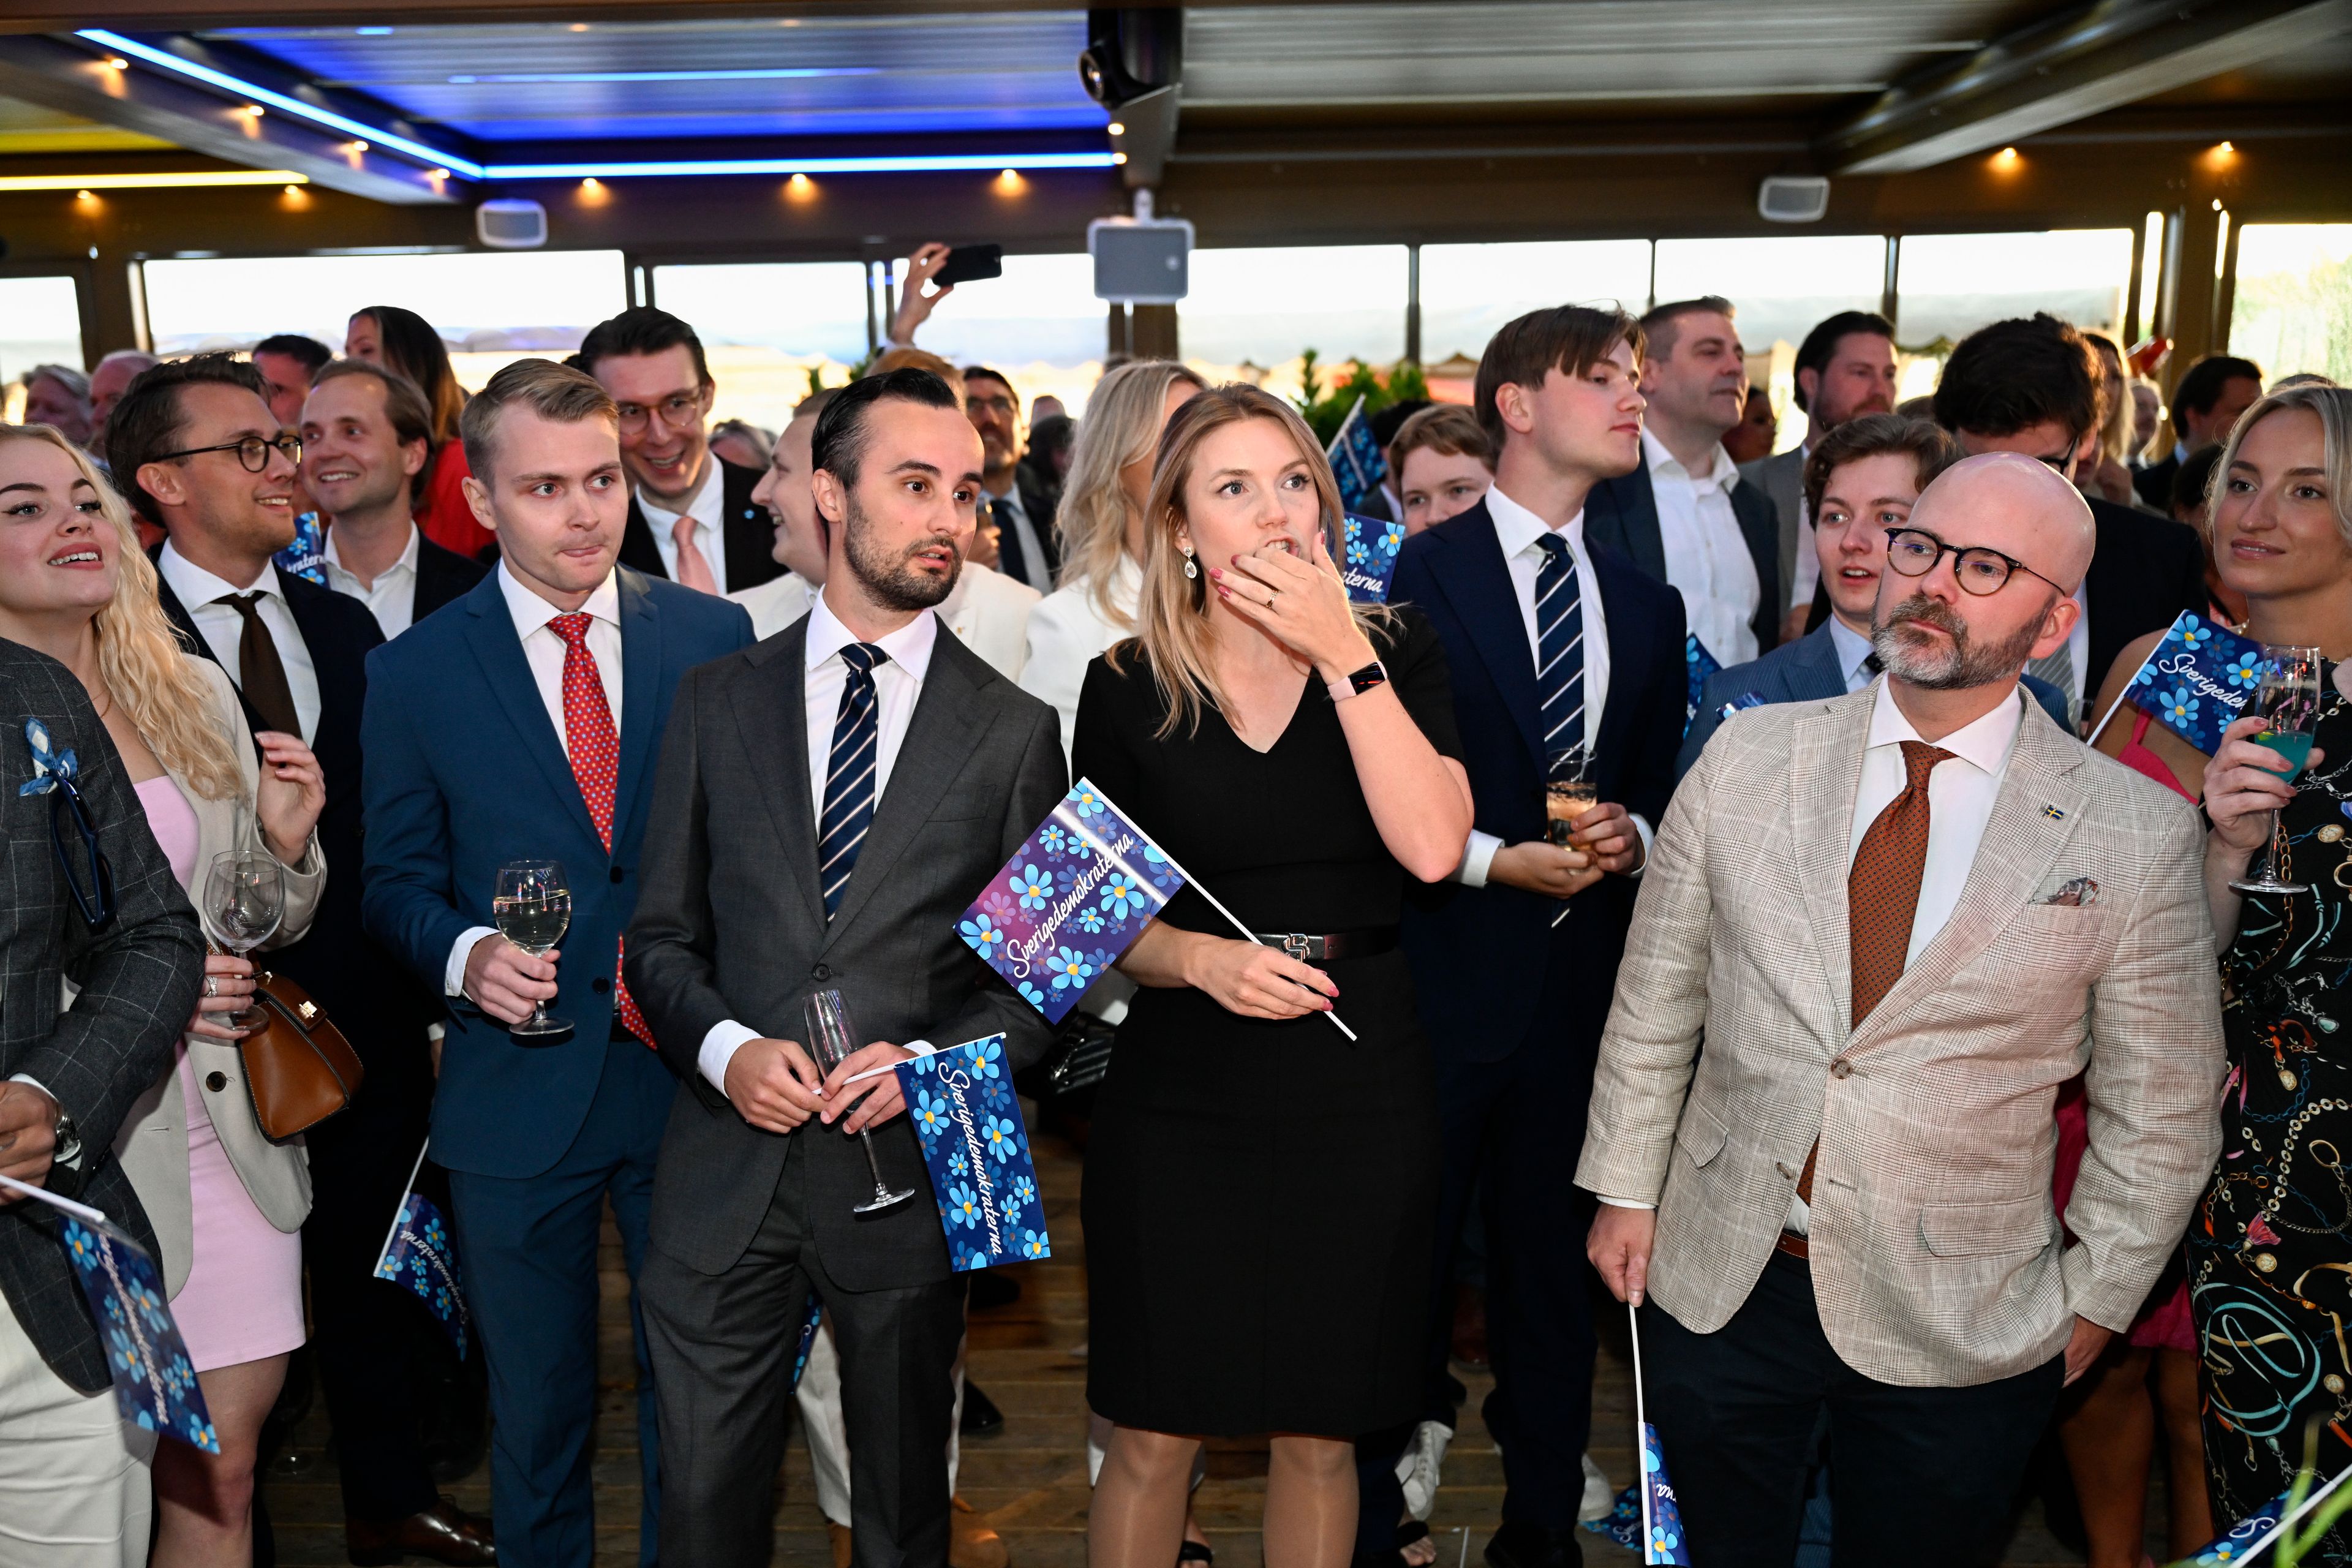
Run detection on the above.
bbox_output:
[236,968,366,1142]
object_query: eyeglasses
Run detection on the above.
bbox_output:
[45,774,116,932]
[615,391,707,434]
[156,434,303,473]
[1882,527,2064,598]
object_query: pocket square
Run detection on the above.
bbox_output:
[2038,876,2099,908]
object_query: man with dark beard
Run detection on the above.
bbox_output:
[1578,453,2223,1567]
[627,368,1066,1568]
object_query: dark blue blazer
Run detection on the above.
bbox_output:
[1675,622,2075,782]
[1390,499,1688,1064]
[360,568,753,1180]
[1583,458,1784,658]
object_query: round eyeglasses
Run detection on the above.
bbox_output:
[156,433,303,473]
[1882,527,2063,597]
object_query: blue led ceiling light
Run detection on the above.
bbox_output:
[77,27,486,178]
[449,67,882,85]
[482,152,1120,178]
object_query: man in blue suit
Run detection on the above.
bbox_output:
[361,359,753,1568]
[1680,413,2072,783]
[1385,306,1689,1568]
[1584,296,1784,668]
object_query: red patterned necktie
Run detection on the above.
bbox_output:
[549,612,654,1049]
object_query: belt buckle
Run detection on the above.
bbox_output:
[1278,932,1314,960]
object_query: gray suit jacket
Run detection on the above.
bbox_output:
[1577,685,2223,1387]
[0,639,205,1391]
[627,615,1066,1286]
[1740,445,1807,615]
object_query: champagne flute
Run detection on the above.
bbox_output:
[494,860,573,1038]
[204,850,283,1030]
[804,989,916,1215]
[1547,747,1598,929]
[2230,644,2325,897]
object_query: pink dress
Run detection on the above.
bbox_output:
[134,775,307,1373]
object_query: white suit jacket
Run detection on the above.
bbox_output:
[729,565,1038,682]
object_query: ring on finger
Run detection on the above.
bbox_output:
[204,976,217,998]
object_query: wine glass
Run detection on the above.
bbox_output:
[2230,644,2325,897]
[1547,747,1599,930]
[804,989,916,1215]
[493,860,573,1038]
[204,851,283,1030]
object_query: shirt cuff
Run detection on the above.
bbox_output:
[699,1020,761,1099]
[445,926,496,999]
[1596,1195,1657,1210]
[1453,830,1502,888]
[1626,814,1654,879]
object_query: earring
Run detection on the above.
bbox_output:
[1182,549,1197,580]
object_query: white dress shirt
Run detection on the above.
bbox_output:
[155,541,322,744]
[1020,556,1142,766]
[1825,616,1879,695]
[729,571,816,641]
[988,483,1053,593]
[1789,441,1819,612]
[443,562,626,997]
[1645,428,1760,667]
[696,592,941,1096]
[1453,484,1651,886]
[322,521,423,640]
[638,459,729,595]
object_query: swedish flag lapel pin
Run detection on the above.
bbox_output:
[2041,804,2067,821]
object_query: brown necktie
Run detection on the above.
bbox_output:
[1797,739,1953,1205]
[218,591,302,737]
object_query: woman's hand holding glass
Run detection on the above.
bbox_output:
[187,952,258,1041]
[2207,712,2324,857]
[252,729,325,867]
[1208,529,1377,680]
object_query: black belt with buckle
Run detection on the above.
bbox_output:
[1252,926,1400,961]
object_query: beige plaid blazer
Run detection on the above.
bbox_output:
[1575,684,2225,1387]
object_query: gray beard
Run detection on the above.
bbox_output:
[1871,592,2049,691]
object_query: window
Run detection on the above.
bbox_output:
[1418,240,1653,366]
[1893,230,2134,346]
[1651,235,1885,360]
[2231,224,2352,387]
[0,276,83,405]
[1181,245,1410,376]
[654,261,872,361]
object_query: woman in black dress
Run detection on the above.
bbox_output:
[1077,385,1474,1568]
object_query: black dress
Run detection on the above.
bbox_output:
[1074,612,1457,1438]
[2191,675,2352,1562]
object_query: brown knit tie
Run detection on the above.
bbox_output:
[1796,739,1953,1206]
[218,591,302,737]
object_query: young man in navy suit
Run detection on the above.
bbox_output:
[1384,306,1689,1568]
[361,359,753,1568]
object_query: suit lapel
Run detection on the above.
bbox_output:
[1787,690,1875,1037]
[1849,706,2089,1052]
[1586,549,1646,797]
[720,460,779,590]
[153,572,271,744]
[1430,508,1544,769]
[824,623,987,943]
[1787,625,1847,703]
[730,624,827,933]
[610,570,663,839]
[1733,483,1781,643]
[1595,469,1667,581]
[617,494,666,579]
[459,577,605,848]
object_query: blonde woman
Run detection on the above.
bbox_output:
[1020,360,1206,759]
[0,423,325,1567]
[1077,386,1472,1568]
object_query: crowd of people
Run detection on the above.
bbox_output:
[0,250,2346,1568]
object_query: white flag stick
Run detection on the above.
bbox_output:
[372,1139,430,1278]
[1129,827,1359,1042]
[1631,1298,1655,1564]
[2233,1460,2352,1565]
[0,1171,109,1228]
[2084,684,2135,747]
[838,1040,940,1087]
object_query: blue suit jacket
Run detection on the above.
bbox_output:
[1390,499,1689,1064]
[360,568,753,1180]
[1675,621,2075,782]
[1584,459,1784,659]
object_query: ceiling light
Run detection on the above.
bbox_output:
[480,152,1120,179]
[1107,121,1126,136]
[105,56,127,70]
[75,189,94,200]
[283,184,301,195]
[0,170,311,191]
[449,66,876,84]
[243,104,264,118]
[1112,151,1128,165]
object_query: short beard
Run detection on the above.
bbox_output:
[1871,590,2051,691]
[840,493,959,613]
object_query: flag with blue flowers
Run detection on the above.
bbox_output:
[1684,635,1722,729]
[1340,512,1404,605]
[894,1034,1052,1272]
[272,512,328,587]
[62,1213,221,1452]
[373,1161,471,1358]
[957,778,1186,1027]
[1638,1421,1691,1565]
[1325,396,1389,514]
[789,1297,824,1390]
[2123,611,2264,754]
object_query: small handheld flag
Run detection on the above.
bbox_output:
[1325,396,1389,515]
[789,1297,824,1392]
[2169,1461,2352,1564]
[1684,635,1722,733]
[1630,1302,1691,1565]
[2089,611,2264,752]
[1340,512,1405,605]
[892,1035,1052,1273]
[0,1173,220,1452]
[372,1142,472,1357]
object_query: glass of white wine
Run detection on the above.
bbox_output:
[494,859,572,1038]
[204,850,283,1031]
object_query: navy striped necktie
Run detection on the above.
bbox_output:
[1533,532,1586,758]
[818,642,889,920]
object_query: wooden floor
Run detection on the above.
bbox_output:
[259,1116,2162,1567]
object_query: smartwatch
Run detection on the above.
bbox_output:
[1329,660,1389,703]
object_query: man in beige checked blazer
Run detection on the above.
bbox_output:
[1577,453,2224,1567]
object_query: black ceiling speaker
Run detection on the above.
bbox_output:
[1078,8,1182,111]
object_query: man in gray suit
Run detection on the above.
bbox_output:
[1739,311,1898,644]
[0,638,205,1561]
[1579,455,2223,1567]
[626,368,1065,1568]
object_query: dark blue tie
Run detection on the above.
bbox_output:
[1533,533,1585,758]
[818,642,888,921]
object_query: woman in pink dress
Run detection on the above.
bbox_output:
[0,422,326,1566]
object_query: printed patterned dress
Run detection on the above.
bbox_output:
[2192,677,2352,1560]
